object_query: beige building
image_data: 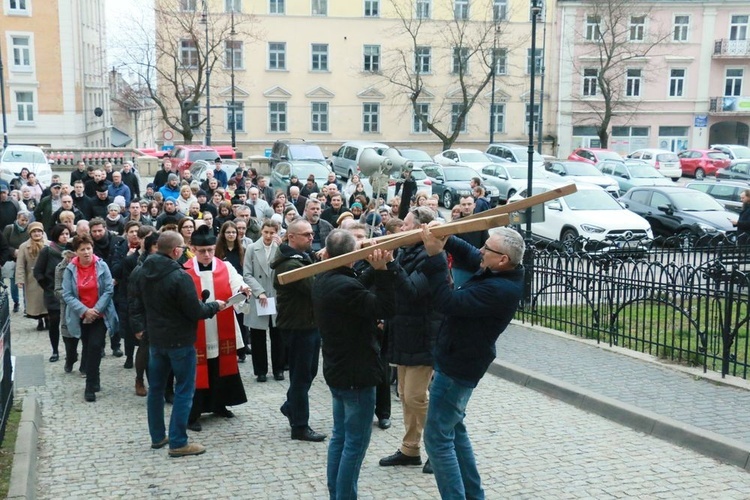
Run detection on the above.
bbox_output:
[156,0,552,157]
[1,0,110,148]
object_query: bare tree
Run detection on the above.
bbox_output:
[572,0,672,148]
[377,0,509,150]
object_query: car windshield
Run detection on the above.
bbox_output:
[564,190,623,210]
[596,151,622,160]
[290,144,325,160]
[459,152,491,163]
[707,152,729,160]
[443,167,476,182]
[629,166,664,178]
[507,167,528,179]
[729,146,750,159]
[2,150,47,163]
[400,149,432,161]
[671,192,725,211]
[292,164,331,178]
[513,148,544,162]
[563,163,602,176]
[190,151,220,162]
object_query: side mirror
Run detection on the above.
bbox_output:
[620,173,629,179]
[332,151,339,157]
[657,204,673,215]
[497,172,508,180]
[435,175,445,182]
[547,200,562,211]
[280,155,289,161]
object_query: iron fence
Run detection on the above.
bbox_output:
[0,289,12,445]
[517,234,750,379]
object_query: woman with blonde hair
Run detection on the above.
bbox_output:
[16,221,48,330]
[176,184,197,214]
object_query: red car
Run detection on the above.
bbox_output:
[169,145,221,172]
[677,149,730,179]
[568,148,623,165]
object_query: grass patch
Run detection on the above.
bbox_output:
[0,402,22,498]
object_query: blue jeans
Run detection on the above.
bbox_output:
[327,387,375,500]
[147,345,196,449]
[280,328,320,429]
[424,370,483,500]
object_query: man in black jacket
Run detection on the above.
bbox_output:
[130,231,226,458]
[90,217,127,356]
[312,229,397,500]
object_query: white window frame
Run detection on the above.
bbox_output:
[268,42,286,70]
[452,47,469,74]
[312,0,327,16]
[180,39,198,68]
[629,15,646,42]
[10,34,32,72]
[311,43,329,71]
[363,102,380,133]
[183,100,201,129]
[415,46,431,74]
[451,103,467,133]
[180,0,196,12]
[311,102,329,133]
[492,0,507,22]
[364,0,379,17]
[269,101,288,132]
[585,15,601,41]
[582,68,598,97]
[668,68,685,98]
[413,103,430,134]
[225,0,241,12]
[730,15,749,41]
[269,0,284,14]
[673,15,689,42]
[454,0,469,20]
[363,44,380,72]
[526,48,543,74]
[626,68,643,97]
[224,40,243,70]
[525,103,540,135]
[415,0,431,19]
[7,0,31,15]
[226,101,244,132]
[14,90,34,123]
[491,103,505,134]
[725,68,743,96]
[493,47,507,75]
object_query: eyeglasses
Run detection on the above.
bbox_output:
[481,244,505,256]
[194,247,215,254]
[290,232,314,238]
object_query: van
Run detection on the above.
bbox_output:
[330,141,389,180]
[0,145,53,187]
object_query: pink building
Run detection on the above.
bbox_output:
[552,0,750,157]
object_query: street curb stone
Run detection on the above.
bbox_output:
[488,360,750,471]
[7,396,40,500]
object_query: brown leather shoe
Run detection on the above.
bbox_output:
[169,443,206,457]
[135,379,147,397]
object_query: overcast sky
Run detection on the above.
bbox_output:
[107,0,154,69]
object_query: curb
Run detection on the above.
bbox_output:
[487,360,750,472]
[7,396,40,500]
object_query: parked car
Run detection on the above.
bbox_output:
[269,140,327,170]
[170,145,220,173]
[618,186,736,242]
[330,141,389,180]
[544,161,620,196]
[568,148,622,165]
[397,148,436,168]
[385,166,433,201]
[685,180,748,214]
[422,164,499,209]
[481,163,557,203]
[188,159,240,182]
[486,143,545,169]
[677,149,730,179]
[508,181,652,253]
[433,148,498,173]
[0,145,53,187]
[596,159,674,195]
[710,144,750,163]
[716,161,750,182]
[627,149,682,181]
[270,160,333,194]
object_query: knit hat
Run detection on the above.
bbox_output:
[350,202,363,210]
[365,212,382,226]
[113,196,126,208]
[196,190,208,198]
[28,221,44,233]
[95,182,109,193]
[191,224,216,246]
[167,173,179,182]
[146,183,155,189]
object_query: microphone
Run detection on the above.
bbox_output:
[201,290,210,303]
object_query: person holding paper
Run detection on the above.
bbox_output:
[243,219,285,383]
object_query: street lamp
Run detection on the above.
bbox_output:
[201,0,212,146]
[526,0,542,239]
[537,5,547,154]
[0,38,8,148]
[229,8,236,149]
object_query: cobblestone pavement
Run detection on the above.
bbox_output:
[10,313,750,499]
[497,323,750,446]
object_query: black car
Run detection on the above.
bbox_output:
[619,186,736,241]
[715,161,750,182]
[422,164,499,209]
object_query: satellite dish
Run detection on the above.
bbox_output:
[94,107,104,117]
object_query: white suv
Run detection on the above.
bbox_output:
[0,145,53,187]
[330,141,389,180]
[627,149,681,181]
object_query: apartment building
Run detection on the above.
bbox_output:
[1,0,110,148]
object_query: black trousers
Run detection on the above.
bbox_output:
[80,318,106,392]
[48,309,61,355]
[250,321,284,376]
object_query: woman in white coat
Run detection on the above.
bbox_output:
[242,219,285,382]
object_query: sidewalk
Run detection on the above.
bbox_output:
[9,313,750,499]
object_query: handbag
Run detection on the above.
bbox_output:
[1,260,15,280]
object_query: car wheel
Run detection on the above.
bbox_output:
[694,168,705,180]
[442,191,454,209]
[672,177,680,182]
[678,229,697,250]
[506,189,516,202]
[560,229,580,252]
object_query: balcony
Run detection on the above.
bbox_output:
[709,96,750,116]
[713,39,750,58]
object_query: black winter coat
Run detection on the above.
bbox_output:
[271,244,316,330]
[33,243,64,310]
[313,264,398,389]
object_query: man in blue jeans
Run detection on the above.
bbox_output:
[419,226,526,499]
[130,231,225,458]
[312,229,397,499]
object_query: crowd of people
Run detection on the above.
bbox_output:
[1,157,525,496]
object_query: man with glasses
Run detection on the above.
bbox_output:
[419,226,526,499]
[451,195,488,287]
[34,182,64,232]
[272,219,326,442]
[51,195,84,229]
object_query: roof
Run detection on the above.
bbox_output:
[110,127,132,148]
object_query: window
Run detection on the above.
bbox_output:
[311,102,329,132]
[673,15,689,42]
[183,101,200,128]
[312,0,327,16]
[8,0,29,13]
[493,0,507,21]
[452,47,469,74]
[180,40,198,68]
[224,41,243,70]
[454,0,469,20]
[629,16,646,41]
[269,0,284,14]
[225,0,241,12]
[268,42,286,70]
[725,69,743,96]
[414,46,431,73]
[363,103,379,133]
[226,101,244,132]
[269,102,287,132]
[311,44,329,71]
[493,48,507,75]
[413,103,430,133]
[490,103,505,134]
[526,48,543,74]
[582,68,598,96]
[585,15,601,41]
[669,69,685,97]
[730,15,748,41]
[451,103,467,132]
[11,36,31,70]
[363,45,380,72]
[180,0,196,11]
[626,68,642,97]
[525,103,539,134]
[416,0,430,19]
[15,91,33,122]
[364,0,379,17]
